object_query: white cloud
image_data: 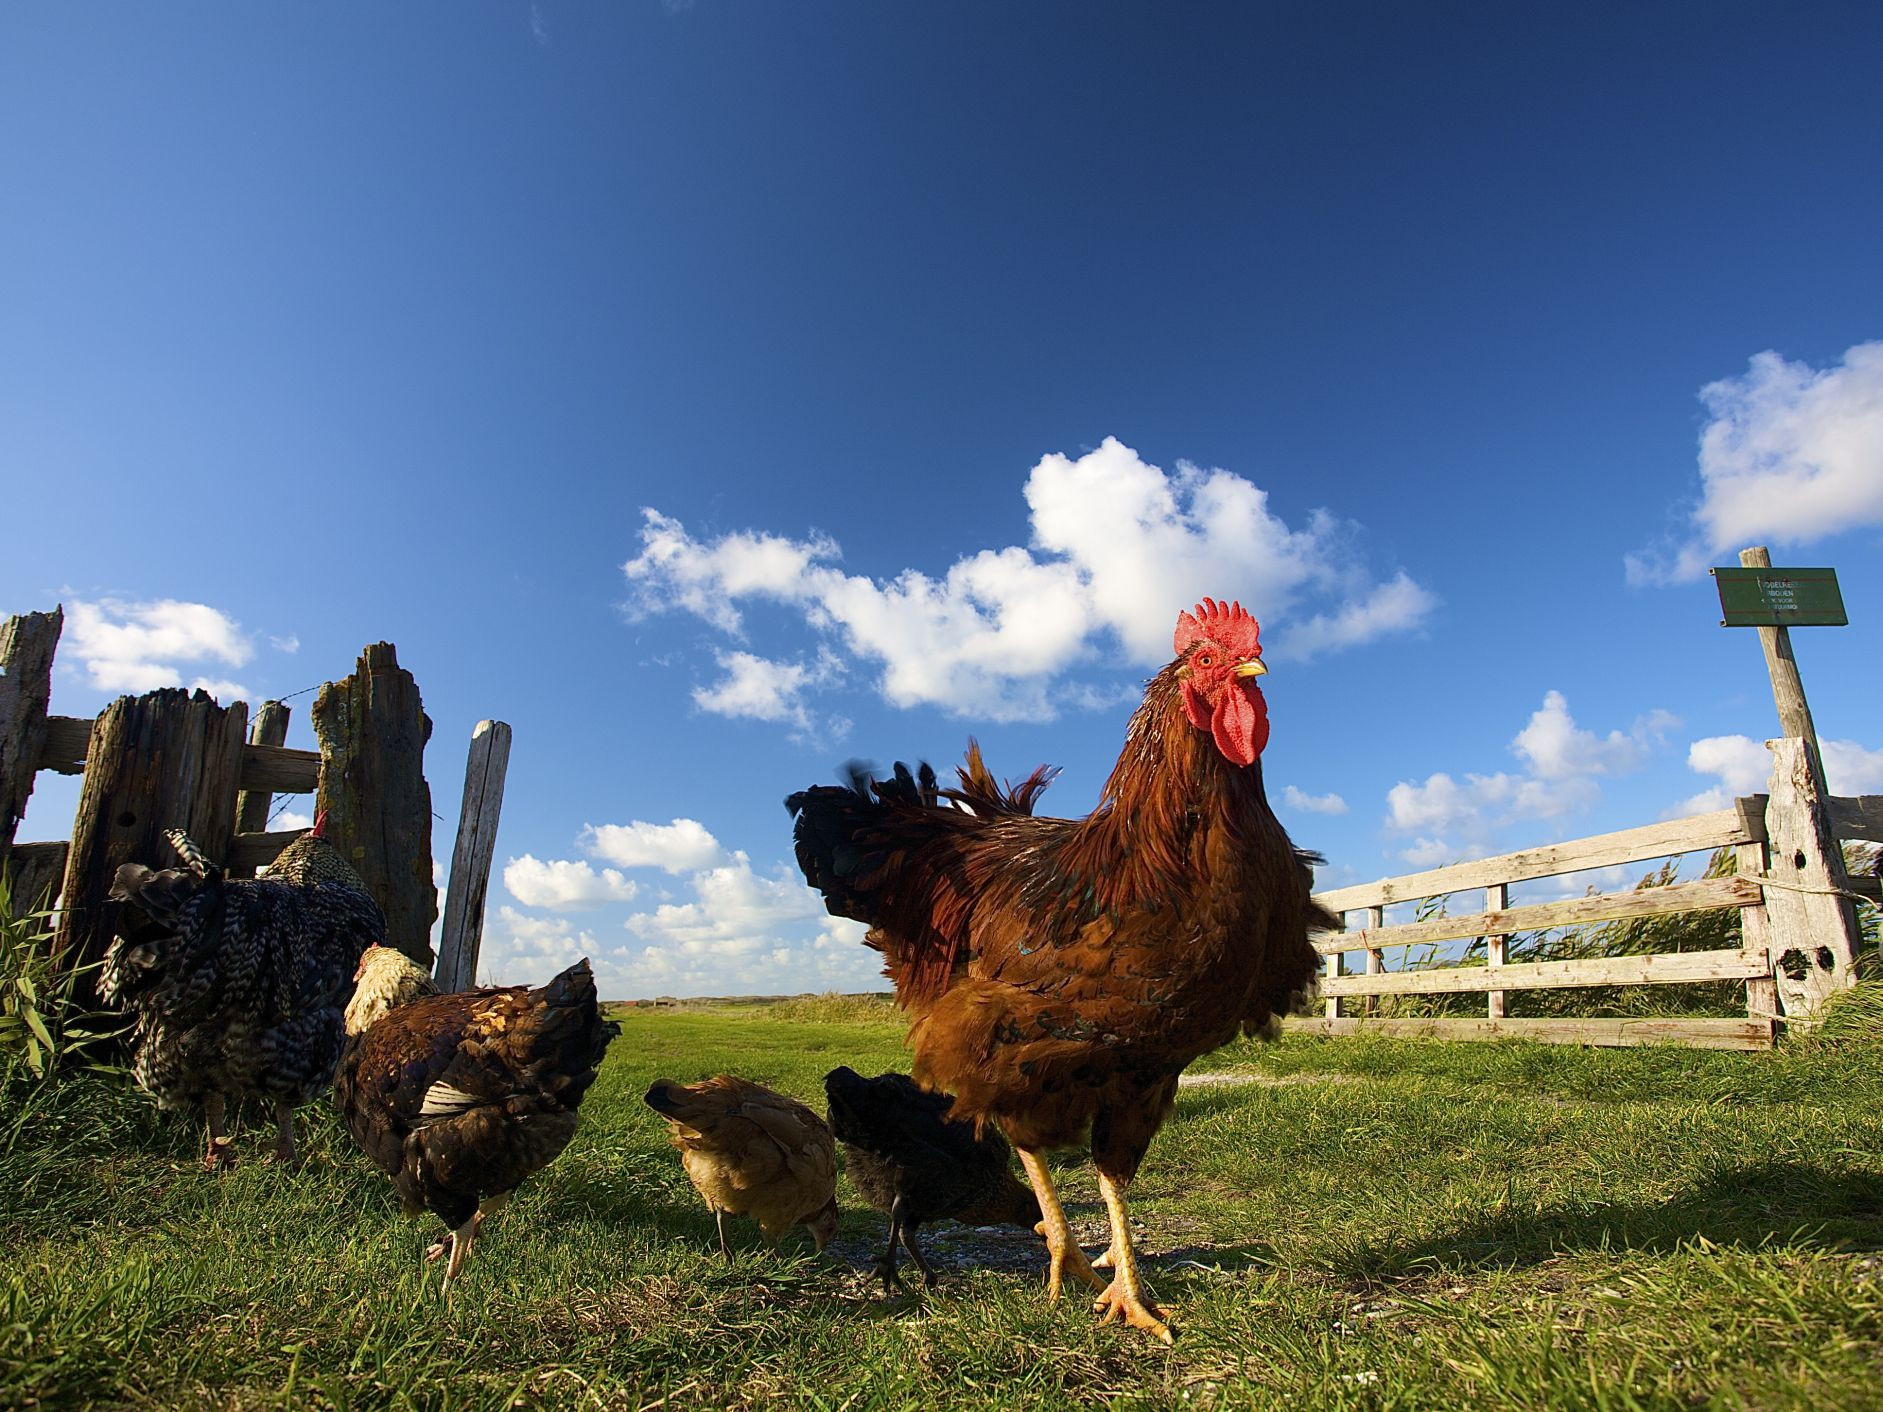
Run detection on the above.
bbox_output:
[1384,692,1668,859]
[66,598,254,696]
[1511,691,1677,779]
[1630,341,1883,583]
[1282,784,1349,815]
[269,634,300,654]
[1673,732,1883,814]
[274,809,314,833]
[691,647,847,741]
[503,855,640,910]
[189,676,251,703]
[580,818,727,874]
[624,437,1434,723]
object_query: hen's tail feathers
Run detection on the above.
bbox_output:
[164,829,218,879]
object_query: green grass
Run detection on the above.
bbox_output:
[2,988,1880,1410]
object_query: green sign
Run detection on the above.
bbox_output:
[1712,567,1847,627]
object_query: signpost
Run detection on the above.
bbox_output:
[1712,566,1847,628]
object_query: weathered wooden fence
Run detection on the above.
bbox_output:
[1295,736,1880,1050]
[0,608,509,992]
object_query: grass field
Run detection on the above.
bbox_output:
[2,988,1881,1411]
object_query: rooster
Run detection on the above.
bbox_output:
[101,813,385,1168]
[788,598,1335,1341]
[824,1065,1040,1292]
[335,946,619,1287]
[644,1075,839,1260]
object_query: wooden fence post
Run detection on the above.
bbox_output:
[1484,883,1509,1020]
[312,643,436,968]
[1734,795,1778,1036]
[52,689,249,985]
[435,720,512,992]
[0,608,62,866]
[1759,738,1863,1019]
[229,701,292,878]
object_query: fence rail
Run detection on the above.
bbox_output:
[1296,737,1878,1051]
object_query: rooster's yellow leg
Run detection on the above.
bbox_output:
[1016,1148,1105,1299]
[202,1093,235,1171]
[1091,1171,1173,1344]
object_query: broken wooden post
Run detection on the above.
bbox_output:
[312,643,435,967]
[53,689,249,985]
[229,700,292,878]
[1758,738,1863,1020]
[435,720,512,992]
[0,608,62,865]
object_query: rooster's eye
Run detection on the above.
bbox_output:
[1196,654,1213,667]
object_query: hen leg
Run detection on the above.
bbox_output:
[1091,1170,1172,1344]
[1016,1148,1104,1300]
[271,1100,299,1166]
[715,1208,733,1263]
[896,1209,939,1290]
[872,1202,905,1291]
[201,1093,235,1171]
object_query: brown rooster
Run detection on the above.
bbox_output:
[644,1075,839,1260]
[788,597,1335,1341]
[335,946,619,1287]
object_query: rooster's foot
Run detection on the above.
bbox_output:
[1093,1280,1174,1344]
[202,1137,236,1172]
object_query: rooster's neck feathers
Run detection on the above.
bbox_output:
[1059,663,1272,912]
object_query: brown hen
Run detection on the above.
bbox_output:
[336,947,619,1287]
[644,1075,839,1259]
[788,598,1335,1340]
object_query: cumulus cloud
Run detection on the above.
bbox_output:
[580,818,727,874]
[1672,732,1883,815]
[691,647,847,741]
[624,437,1434,723]
[1384,692,1673,863]
[66,598,254,698]
[503,855,640,910]
[1282,785,1349,815]
[273,809,314,833]
[1512,691,1678,779]
[1630,341,1883,584]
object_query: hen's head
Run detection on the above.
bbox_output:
[344,943,439,1034]
[1172,597,1269,767]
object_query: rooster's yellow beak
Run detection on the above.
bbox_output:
[1234,659,1267,679]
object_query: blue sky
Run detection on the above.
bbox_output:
[4,3,1880,998]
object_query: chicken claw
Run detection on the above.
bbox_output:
[1094,1170,1174,1343]
[1019,1150,1105,1299]
[1094,1280,1174,1344]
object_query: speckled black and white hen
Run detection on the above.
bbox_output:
[101,813,386,1168]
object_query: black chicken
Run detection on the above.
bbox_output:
[101,814,385,1168]
[824,1065,1041,1291]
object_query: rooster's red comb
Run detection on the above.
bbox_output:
[1173,598,1262,658]
[311,809,330,838]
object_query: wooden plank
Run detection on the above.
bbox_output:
[435,720,512,992]
[1760,737,1862,1018]
[313,643,435,968]
[34,716,91,775]
[1314,875,1761,954]
[1321,945,1768,997]
[1312,807,1749,913]
[230,701,293,877]
[35,719,320,795]
[4,840,67,912]
[1830,794,1883,844]
[239,742,320,794]
[1283,1015,1774,1050]
[52,690,249,991]
[226,829,303,874]
[0,608,63,857]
